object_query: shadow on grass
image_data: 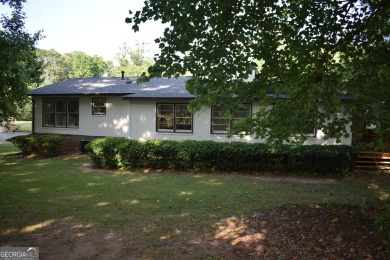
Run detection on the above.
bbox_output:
[1,144,389,258]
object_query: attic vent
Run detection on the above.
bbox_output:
[126,78,132,84]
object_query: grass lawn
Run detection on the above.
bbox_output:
[0,143,389,258]
[14,121,32,132]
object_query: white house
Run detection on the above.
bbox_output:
[28,75,353,147]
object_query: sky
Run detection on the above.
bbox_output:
[1,0,166,61]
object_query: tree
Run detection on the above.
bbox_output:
[113,42,154,77]
[105,60,115,77]
[36,49,70,85]
[37,50,113,84]
[127,0,389,147]
[91,55,108,77]
[65,51,107,78]
[0,0,42,120]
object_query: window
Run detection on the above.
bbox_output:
[308,129,317,137]
[156,103,192,133]
[175,104,192,132]
[211,104,251,134]
[43,98,79,128]
[303,126,317,138]
[55,99,67,127]
[293,126,317,139]
[211,107,230,134]
[67,99,79,127]
[299,111,317,138]
[43,99,55,127]
[92,98,106,115]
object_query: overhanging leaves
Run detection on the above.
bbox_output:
[127,0,390,146]
[0,0,43,118]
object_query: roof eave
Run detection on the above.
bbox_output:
[265,93,355,101]
[122,96,195,101]
[29,93,134,96]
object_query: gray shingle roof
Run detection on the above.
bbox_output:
[28,77,354,101]
[28,77,194,99]
[122,77,194,99]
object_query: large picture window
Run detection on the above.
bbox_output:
[211,104,251,134]
[43,98,79,128]
[156,103,192,133]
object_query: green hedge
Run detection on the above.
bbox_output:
[86,138,357,175]
[6,134,64,156]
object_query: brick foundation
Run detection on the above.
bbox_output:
[33,134,103,154]
[60,135,102,154]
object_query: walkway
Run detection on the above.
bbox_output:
[0,131,30,144]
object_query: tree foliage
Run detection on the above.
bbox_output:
[36,44,153,86]
[64,51,108,78]
[127,0,390,147]
[113,42,154,77]
[36,49,70,85]
[37,50,112,84]
[0,0,42,119]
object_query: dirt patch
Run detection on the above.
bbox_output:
[2,205,388,259]
[1,219,128,259]
[214,204,389,259]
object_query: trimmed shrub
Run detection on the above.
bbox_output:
[6,134,64,156]
[86,137,357,175]
[274,145,357,174]
[85,137,128,168]
[35,135,64,156]
[6,135,33,154]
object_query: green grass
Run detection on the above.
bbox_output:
[14,121,32,132]
[1,143,389,252]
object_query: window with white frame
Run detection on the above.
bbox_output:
[156,103,192,133]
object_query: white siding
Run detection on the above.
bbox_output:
[302,123,352,145]
[33,96,130,137]
[128,101,352,145]
[128,100,259,142]
[33,97,352,145]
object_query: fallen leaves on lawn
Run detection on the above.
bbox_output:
[214,204,389,259]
